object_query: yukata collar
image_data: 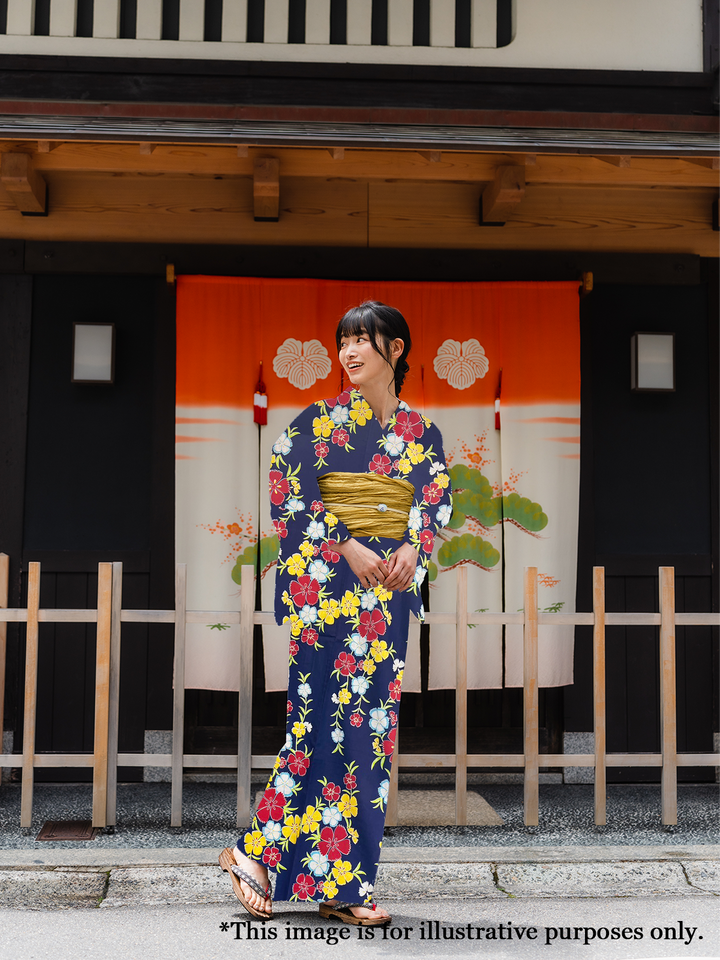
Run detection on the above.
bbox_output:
[347,388,409,415]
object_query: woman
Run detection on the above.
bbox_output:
[220,301,452,924]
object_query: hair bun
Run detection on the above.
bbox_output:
[395,358,409,396]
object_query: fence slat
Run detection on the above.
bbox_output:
[523,566,539,826]
[0,554,8,787]
[106,562,123,827]
[593,566,606,826]
[222,0,248,41]
[659,566,677,825]
[305,0,330,43]
[49,0,78,37]
[430,0,455,47]
[471,0,497,48]
[455,566,468,824]
[179,0,205,41]
[93,0,121,38]
[171,564,187,828]
[387,0,413,45]
[265,0,289,43]
[346,0,372,45]
[20,562,41,830]
[237,564,254,827]
[92,563,113,828]
[136,0,163,40]
[6,0,34,35]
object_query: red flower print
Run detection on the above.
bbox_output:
[332,428,350,447]
[358,608,386,642]
[423,514,431,527]
[289,575,320,607]
[389,710,398,726]
[301,627,319,647]
[273,518,288,539]
[278,756,287,769]
[289,641,299,657]
[334,651,357,676]
[321,542,341,563]
[350,713,363,727]
[422,482,443,505]
[419,529,435,554]
[288,750,310,776]
[315,442,329,459]
[368,453,392,475]
[262,846,281,867]
[393,410,424,442]
[269,470,290,506]
[292,873,317,900]
[322,782,341,802]
[256,789,286,823]
[327,390,352,407]
[287,700,293,714]
[318,825,351,861]
[383,728,397,757]
[343,774,357,791]
[388,680,402,702]
[311,500,325,513]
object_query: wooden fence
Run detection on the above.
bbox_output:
[0,555,718,832]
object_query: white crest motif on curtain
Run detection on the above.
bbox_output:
[273,338,333,389]
[433,338,489,390]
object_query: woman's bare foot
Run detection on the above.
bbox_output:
[232,845,272,916]
[325,899,390,921]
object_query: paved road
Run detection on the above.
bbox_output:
[1,897,718,960]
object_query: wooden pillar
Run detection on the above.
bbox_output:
[171,564,187,828]
[0,554,8,786]
[593,566,607,826]
[659,566,678,826]
[455,566,468,825]
[20,562,41,831]
[105,562,123,827]
[523,566,539,826]
[92,563,113,828]
[237,564,254,828]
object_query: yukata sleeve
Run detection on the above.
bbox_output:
[269,404,351,627]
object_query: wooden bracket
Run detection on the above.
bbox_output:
[524,154,537,166]
[579,271,594,297]
[597,156,631,168]
[37,140,62,153]
[166,263,176,285]
[418,150,442,163]
[480,165,525,226]
[329,147,345,160]
[254,158,280,222]
[712,197,718,232]
[237,145,249,158]
[139,143,157,156]
[0,152,47,215]
[684,157,719,170]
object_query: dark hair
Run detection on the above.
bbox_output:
[335,301,411,397]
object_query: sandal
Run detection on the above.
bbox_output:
[319,901,391,927]
[218,847,273,920]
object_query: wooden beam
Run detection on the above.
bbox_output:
[254,158,280,222]
[683,157,719,170]
[37,141,62,153]
[481,164,525,224]
[597,156,631,167]
[0,152,47,214]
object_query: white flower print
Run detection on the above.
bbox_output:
[436,503,452,526]
[322,806,343,827]
[273,772,297,796]
[408,506,423,531]
[393,659,405,672]
[305,722,312,732]
[297,682,311,699]
[433,338,489,390]
[299,604,317,625]
[429,461,446,475]
[414,565,427,585]
[272,432,293,456]
[273,338,333,390]
[284,733,293,751]
[331,729,344,744]
[262,820,283,842]
[307,559,330,583]
[351,675,369,696]
[331,693,339,704]
[330,404,349,425]
[377,780,389,802]
[358,881,374,898]
[349,635,369,658]
[383,433,405,456]
[307,851,330,876]
[305,520,325,540]
[286,497,305,513]
[360,590,378,611]
[369,707,389,733]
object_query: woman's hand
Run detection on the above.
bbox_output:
[335,538,390,589]
[384,542,419,592]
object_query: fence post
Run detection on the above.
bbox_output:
[593,566,607,826]
[20,562,41,831]
[106,562,123,827]
[237,564,254,828]
[659,566,678,826]
[0,554,8,787]
[523,566,539,826]
[171,563,187,828]
[92,563,113,828]
[455,566,468,825]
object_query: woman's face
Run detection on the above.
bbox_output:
[338,328,403,390]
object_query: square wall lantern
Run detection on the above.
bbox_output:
[631,332,675,392]
[72,323,115,384]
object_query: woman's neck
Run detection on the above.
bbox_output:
[355,384,399,428]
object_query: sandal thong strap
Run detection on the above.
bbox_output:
[231,865,272,901]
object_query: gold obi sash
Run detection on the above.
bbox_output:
[317,472,415,540]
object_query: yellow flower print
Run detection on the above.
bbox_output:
[292,721,307,738]
[396,457,412,475]
[301,805,322,834]
[374,585,392,603]
[396,668,404,684]
[406,441,425,464]
[313,415,334,439]
[291,479,301,494]
[348,826,359,844]
[282,590,292,607]
[271,454,278,467]
[372,736,381,753]
[332,860,353,885]
[288,615,303,638]
[362,658,377,675]
[325,512,338,528]
[282,815,302,843]
[318,598,340,625]
[435,471,450,489]
[244,830,266,856]
[322,879,339,899]
[370,639,390,662]
[340,590,360,617]
[299,540,315,558]
[349,399,372,425]
[338,793,358,819]
[286,553,307,577]
[338,687,352,705]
